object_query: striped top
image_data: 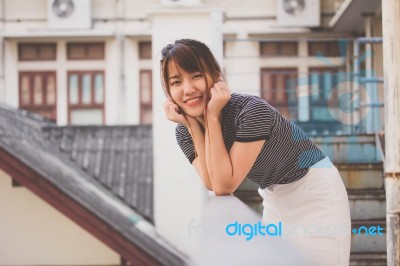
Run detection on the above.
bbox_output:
[175,93,326,189]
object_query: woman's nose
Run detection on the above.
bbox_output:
[183,81,196,95]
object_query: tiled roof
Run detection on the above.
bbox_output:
[0,103,187,265]
[43,125,153,222]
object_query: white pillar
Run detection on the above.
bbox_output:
[382,0,400,265]
[0,0,4,102]
[0,37,4,102]
[148,6,224,255]
[224,32,259,95]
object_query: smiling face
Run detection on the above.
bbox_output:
[160,39,222,118]
[168,61,212,118]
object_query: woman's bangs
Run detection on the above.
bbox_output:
[171,47,204,74]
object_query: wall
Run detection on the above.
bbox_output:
[0,169,119,265]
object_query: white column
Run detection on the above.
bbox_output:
[382,0,400,265]
[148,6,224,255]
[0,1,4,102]
[224,32,259,95]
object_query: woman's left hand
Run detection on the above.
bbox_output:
[207,81,231,119]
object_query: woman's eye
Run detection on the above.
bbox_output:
[170,80,180,86]
[193,73,203,79]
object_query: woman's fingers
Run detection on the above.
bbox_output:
[163,99,188,125]
[211,81,231,100]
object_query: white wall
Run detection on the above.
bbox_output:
[0,170,119,265]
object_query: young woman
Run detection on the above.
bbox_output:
[161,39,351,266]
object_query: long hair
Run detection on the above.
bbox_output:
[160,39,222,122]
[160,39,222,101]
[160,39,223,162]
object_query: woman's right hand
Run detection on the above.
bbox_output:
[163,99,190,127]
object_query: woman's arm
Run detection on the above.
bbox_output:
[187,120,214,191]
[206,115,265,195]
[163,99,214,190]
[205,82,265,195]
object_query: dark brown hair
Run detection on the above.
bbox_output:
[160,39,222,101]
[160,39,223,163]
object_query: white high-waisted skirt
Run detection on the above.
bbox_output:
[258,157,351,266]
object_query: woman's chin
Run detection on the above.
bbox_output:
[185,112,202,118]
[182,107,204,118]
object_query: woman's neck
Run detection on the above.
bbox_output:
[196,116,206,127]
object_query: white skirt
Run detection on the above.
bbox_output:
[258,157,351,266]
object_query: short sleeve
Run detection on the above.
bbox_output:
[235,96,275,142]
[175,124,196,164]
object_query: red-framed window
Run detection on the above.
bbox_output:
[308,67,341,121]
[18,43,57,61]
[140,70,152,124]
[139,41,152,59]
[67,42,105,60]
[260,68,298,119]
[68,71,105,125]
[308,41,341,57]
[19,71,57,121]
[260,41,298,57]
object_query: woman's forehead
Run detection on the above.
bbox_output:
[168,61,182,75]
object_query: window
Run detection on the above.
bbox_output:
[140,70,152,124]
[260,42,298,57]
[139,41,152,59]
[18,43,56,61]
[260,68,298,119]
[308,41,341,57]
[68,71,105,124]
[67,43,105,60]
[19,71,57,121]
[308,67,341,121]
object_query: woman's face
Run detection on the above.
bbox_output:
[167,61,212,118]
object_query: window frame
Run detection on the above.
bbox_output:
[139,41,152,60]
[18,71,58,121]
[67,42,105,60]
[308,67,341,122]
[18,43,57,61]
[260,68,298,120]
[260,41,298,57]
[67,70,106,124]
[308,41,341,57]
[139,69,152,124]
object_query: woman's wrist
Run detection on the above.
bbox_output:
[206,113,220,124]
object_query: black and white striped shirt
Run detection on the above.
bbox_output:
[175,93,326,189]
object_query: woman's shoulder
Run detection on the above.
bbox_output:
[230,92,258,101]
[228,93,273,110]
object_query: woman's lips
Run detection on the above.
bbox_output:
[185,96,202,107]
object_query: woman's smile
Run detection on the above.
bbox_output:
[184,96,203,106]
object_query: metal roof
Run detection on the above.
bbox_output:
[0,103,188,265]
[43,125,154,222]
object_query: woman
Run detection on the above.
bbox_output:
[161,39,351,266]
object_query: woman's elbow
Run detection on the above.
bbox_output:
[213,187,234,196]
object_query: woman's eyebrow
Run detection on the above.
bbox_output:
[169,75,180,80]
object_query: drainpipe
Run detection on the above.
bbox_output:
[117,0,126,124]
[364,14,380,133]
[382,0,400,265]
[0,0,5,102]
[353,36,383,134]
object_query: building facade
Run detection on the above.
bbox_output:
[0,0,384,133]
[0,0,384,265]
